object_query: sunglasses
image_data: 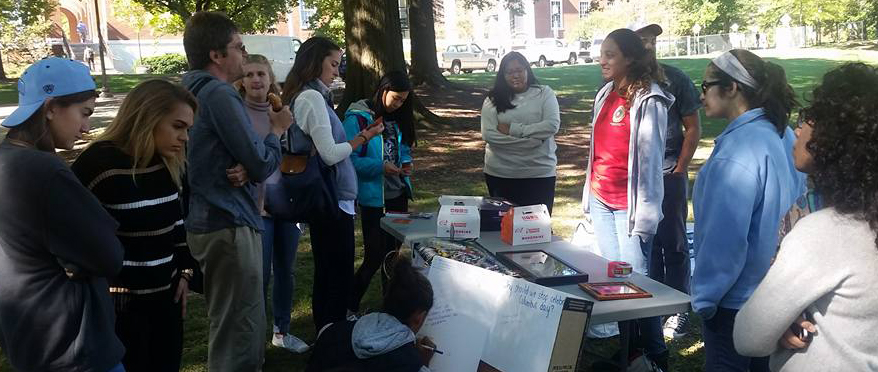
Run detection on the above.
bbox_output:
[701,80,724,93]
[796,110,813,130]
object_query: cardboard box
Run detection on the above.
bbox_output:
[501,204,552,246]
[437,205,480,239]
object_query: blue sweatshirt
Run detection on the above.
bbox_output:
[181,70,282,233]
[691,108,806,319]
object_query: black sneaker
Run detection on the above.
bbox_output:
[663,313,690,339]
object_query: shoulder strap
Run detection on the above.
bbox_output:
[285,92,317,156]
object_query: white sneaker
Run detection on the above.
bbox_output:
[663,313,690,339]
[272,333,310,353]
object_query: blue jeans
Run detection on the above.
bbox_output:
[106,363,125,372]
[589,194,667,358]
[261,217,301,334]
[703,308,770,372]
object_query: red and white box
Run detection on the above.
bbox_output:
[501,204,552,246]
[437,205,480,239]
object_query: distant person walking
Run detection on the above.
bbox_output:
[85,46,96,71]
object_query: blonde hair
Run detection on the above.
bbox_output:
[236,54,281,99]
[95,79,197,186]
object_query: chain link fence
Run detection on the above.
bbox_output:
[654,26,815,58]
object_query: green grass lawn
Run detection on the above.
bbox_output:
[0,74,178,105]
[0,55,871,371]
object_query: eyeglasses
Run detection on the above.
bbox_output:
[701,80,724,93]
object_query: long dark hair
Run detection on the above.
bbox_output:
[707,49,798,134]
[605,28,665,106]
[6,90,98,152]
[801,63,878,248]
[371,71,415,146]
[382,253,433,325]
[487,51,539,113]
[280,36,341,105]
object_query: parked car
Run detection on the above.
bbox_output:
[513,38,580,67]
[571,40,593,63]
[440,43,498,74]
[241,35,302,83]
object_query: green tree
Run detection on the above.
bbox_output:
[113,0,152,64]
[304,0,344,47]
[0,0,56,80]
[131,0,293,33]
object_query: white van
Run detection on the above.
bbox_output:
[241,35,302,83]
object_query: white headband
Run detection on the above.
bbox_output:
[712,52,759,89]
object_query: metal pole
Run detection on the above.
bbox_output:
[93,0,113,97]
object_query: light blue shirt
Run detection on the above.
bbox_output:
[692,108,806,319]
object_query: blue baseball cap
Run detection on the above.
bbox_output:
[1,57,96,128]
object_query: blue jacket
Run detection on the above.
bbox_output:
[692,108,806,319]
[342,100,413,208]
[182,70,282,233]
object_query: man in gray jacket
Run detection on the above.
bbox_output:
[181,11,292,371]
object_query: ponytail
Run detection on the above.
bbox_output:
[382,252,434,324]
[712,50,798,135]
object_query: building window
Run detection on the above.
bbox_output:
[550,0,562,30]
[299,3,316,29]
[579,2,590,18]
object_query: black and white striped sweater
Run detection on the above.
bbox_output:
[72,141,197,296]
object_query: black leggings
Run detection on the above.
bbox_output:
[349,194,408,312]
[309,209,355,331]
[484,174,556,215]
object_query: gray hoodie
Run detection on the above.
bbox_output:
[352,313,431,372]
[581,81,675,241]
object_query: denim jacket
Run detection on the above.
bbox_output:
[182,70,282,233]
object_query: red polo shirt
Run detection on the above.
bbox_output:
[590,91,631,209]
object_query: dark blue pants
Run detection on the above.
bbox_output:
[650,172,690,295]
[309,209,355,331]
[261,217,301,334]
[703,307,770,372]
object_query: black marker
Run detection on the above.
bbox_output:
[421,344,444,355]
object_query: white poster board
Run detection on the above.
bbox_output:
[419,257,591,372]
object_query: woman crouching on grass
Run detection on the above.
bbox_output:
[72,79,200,372]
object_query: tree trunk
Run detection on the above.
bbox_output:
[408,0,473,90]
[0,49,7,81]
[339,0,408,114]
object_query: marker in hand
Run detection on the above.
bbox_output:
[421,344,444,355]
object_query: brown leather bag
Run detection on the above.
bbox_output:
[280,153,309,174]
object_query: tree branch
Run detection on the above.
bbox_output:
[229,2,252,17]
